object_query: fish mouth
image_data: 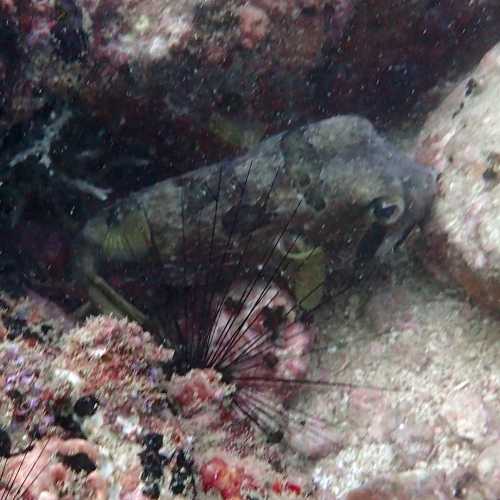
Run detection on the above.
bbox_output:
[392,222,418,250]
[354,223,388,266]
[354,220,418,266]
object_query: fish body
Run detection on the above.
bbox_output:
[75,115,437,303]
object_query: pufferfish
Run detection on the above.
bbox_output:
[74,115,437,316]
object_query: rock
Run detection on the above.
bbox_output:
[367,408,400,443]
[348,388,391,432]
[363,286,415,335]
[415,42,500,315]
[238,4,270,50]
[342,470,452,500]
[287,419,344,459]
[448,468,487,500]
[441,389,493,447]
[1,0,499,162]
[476,441,500,498]
[391,420,434,468]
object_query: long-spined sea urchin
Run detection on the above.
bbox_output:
[135,160,391,462]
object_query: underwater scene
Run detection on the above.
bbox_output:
[1,0,500,498]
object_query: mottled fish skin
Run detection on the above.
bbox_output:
[75,115,437,287]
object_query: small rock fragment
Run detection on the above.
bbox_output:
[343,470,451,499]
[287,419,344,459]
[391,421,434,468]
[239,4,270,49]
[476,441,500,498]
[441,390,490,446]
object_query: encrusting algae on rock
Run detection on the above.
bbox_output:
[0,296,332,498]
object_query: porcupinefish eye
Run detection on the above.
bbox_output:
[369,196,405,225]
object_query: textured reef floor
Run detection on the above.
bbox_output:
[1,247,500,499]
[307,252,500,498]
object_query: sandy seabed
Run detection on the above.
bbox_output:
[296,251,500,498]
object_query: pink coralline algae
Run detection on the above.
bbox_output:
[199,453,306,499]
[239,4,270,50]
[200,456,255,499]
[57,315,172,397]
[168,368,228,418]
